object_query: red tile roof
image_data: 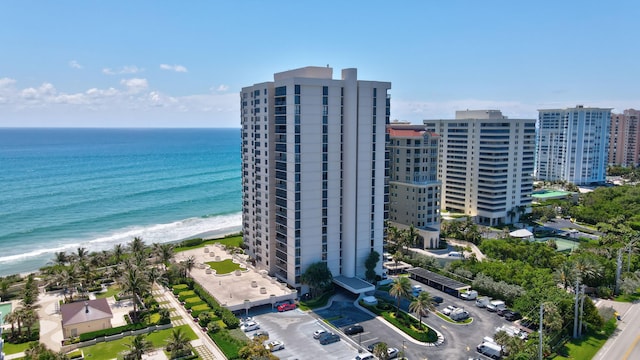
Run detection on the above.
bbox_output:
[61,298,113,326]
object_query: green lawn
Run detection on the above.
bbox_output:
[94,285,121,299]
[2,341,37,355]
[205,259,242,274]
[80,325,196,360]
[554,317,617,359]
[615,292,640,303]
[299,290,335,310]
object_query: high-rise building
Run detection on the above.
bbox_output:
[535,106,611,185]
[424,110,535,226]
[241,67,390,291]
[609,109,640,167]
[387,122,441,248]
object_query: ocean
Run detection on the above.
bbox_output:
[0,128,242,277]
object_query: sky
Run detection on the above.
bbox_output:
[1,0,638,128]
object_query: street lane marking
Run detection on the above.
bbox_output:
[623,334,640,360]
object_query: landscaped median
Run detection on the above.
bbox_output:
[359,299,439,343]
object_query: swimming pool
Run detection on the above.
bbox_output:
[0,301,12,324]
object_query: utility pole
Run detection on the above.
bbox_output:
[539,303,544,360]
[578,285,586,337]
[573,277,580,338]
[615,248,623,295]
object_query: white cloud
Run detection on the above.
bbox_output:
[0,77,17,88]
[120,78,148,93]
[69,60,83,69]
[160,64,188,73]
[214,84,229,92]
[103,66,143,75]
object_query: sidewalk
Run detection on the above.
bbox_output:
[152,285,227,360]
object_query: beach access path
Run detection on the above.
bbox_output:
[153,284,226,360]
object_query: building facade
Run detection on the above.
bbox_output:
[609,109,640,167]
[424,110,535,226]
[387,122,441,248]
[241,67,390,290]
[535,106,611,185]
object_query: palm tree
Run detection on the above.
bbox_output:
[183,256,196,278]
[372,342,389,360]
[389,277,412,315]
[113,243,124,264]
[121,266,150,320]
[165,328,192,359]
[572,256,603,284]
[409,291,436,329]
[392,250,403,274]
[402,225,419,253]
[156,243,174,270]
[129,237,146,255]
[124,334,154,360]
[554,261,574,290]
[53,251,68,267]
[4,311,17,338]
[21,308,39,338]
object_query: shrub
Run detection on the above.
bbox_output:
[184,297,205,309]
[209,330,246,360]
[78,322,148,342]
[221,312,240,329]
[178,291,196,302]
[190,304,211,318]
[180,238,204,247]
[172,284,189,295]
[598,286,613,299]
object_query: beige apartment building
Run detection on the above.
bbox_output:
[609,109,640,167]
[387,122,441,248]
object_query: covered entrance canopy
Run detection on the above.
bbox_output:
[332,276,375,294]
[408,267,470,297]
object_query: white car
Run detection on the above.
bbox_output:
[313,329,327,339]
[442,305,457,315]
[241,321,260,332]
[387,347,399,359]
[265,340,285,352]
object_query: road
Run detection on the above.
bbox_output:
[593,301,640,360]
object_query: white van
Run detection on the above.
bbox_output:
[487,300,506,312]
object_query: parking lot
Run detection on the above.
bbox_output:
[245,307,359,360]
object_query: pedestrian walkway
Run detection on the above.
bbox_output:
[152,284,227,360]
[193,344,215,360]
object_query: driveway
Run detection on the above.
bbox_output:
[248,307,358,360]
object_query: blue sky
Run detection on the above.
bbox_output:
[1,0,638,127]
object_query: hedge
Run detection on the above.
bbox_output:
[190,304,211,318]
[79,322,148,342]
[180,238,204,247]
[172,284,189,295]
[184,297,205,309]
[178,291,196,302]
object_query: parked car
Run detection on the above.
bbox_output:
[505,311,522,321]
[497,307,510,316]
[344,325,364,335]
[412,285,423,296]
[432,296,444,304]
[241,321,260,332]
[319,332,341,345]
[313,329,327,339]
[366,342,382,352]
[265,340,285,352]
[442,305,458,316]
[277,302,297,312]
[353,353,375,360]
[449,308,470,321]
[387,347,399,359]
[252,330,269,339]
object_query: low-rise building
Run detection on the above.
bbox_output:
[61,298,113,338]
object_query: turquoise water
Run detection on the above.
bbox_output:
[0,302,11,323]
[0,128,241,276]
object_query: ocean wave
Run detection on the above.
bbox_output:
[0,212,242,271]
